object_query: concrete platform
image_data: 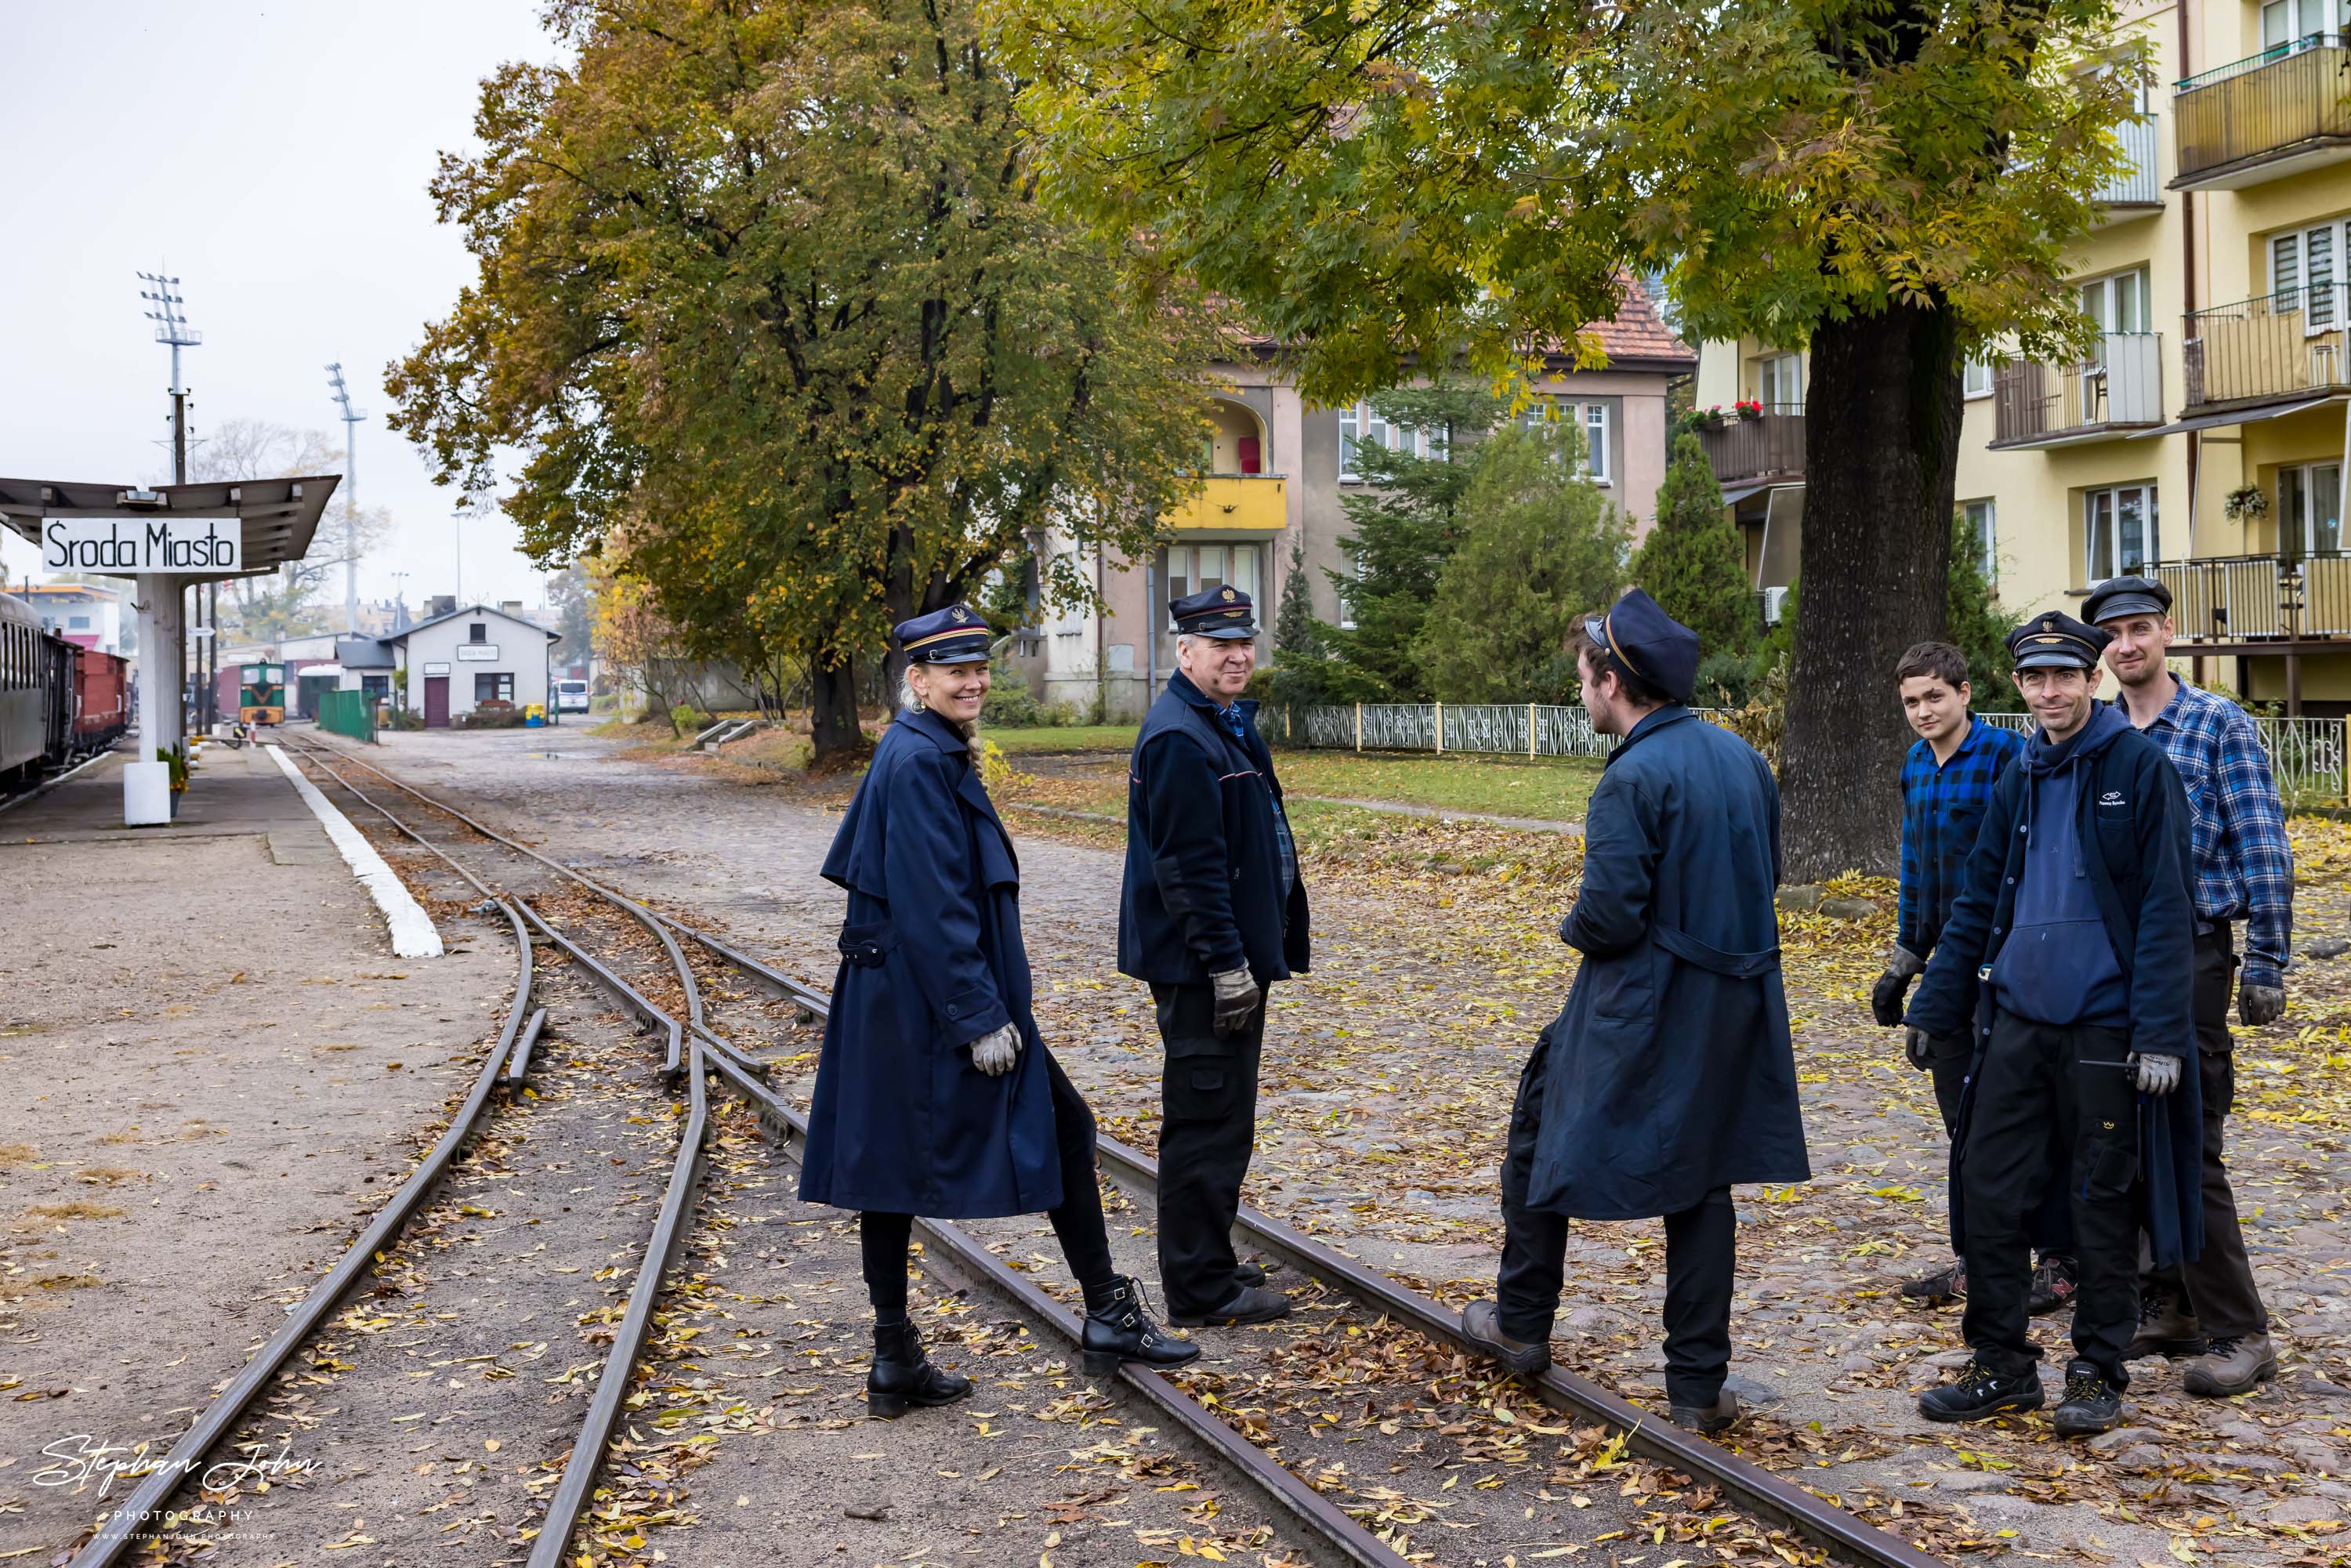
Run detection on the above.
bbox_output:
[0,736,335,864]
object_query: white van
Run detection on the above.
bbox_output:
[555,679,590,714]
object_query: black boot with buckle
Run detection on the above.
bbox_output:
[1082,1275,1201,1376]
[867,1320,973,1418]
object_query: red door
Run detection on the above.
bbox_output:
[423,676,451,728]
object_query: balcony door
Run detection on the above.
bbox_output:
[1757,353,1803,413]
[2280,462,2344,556]
[1163,544,1264,627]
[2271,219,2346,332]
[2262,0,2344,52]
[2084,483,2160,581]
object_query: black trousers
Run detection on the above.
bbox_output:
[2144,927,2268,1338]
[1960,1008,2142,1385]
[1151,980,1266,1317]
[1925,1032,2075,1259]
[1495,1030,1734,1410]
[860,1047,1118,1316]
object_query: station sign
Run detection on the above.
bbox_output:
[42,516,242,574]
[456,643,498,661]
[422,661,451,675]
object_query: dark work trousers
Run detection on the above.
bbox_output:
[2144,926,2268,1338]
[1495,1030,1734,1410]
[1961,1008,2143,1386]
[860,1047,1118,1318]
[1151,980,1267,1317]
[1925,1033,2075,1261]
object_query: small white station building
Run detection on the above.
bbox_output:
[392,602,561,726]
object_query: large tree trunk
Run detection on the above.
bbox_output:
[1780,301,1965,882]
[809,651,866,768]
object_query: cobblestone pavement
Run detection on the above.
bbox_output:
[321,726,2351,1565]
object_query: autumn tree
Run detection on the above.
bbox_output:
[1008,0,2135,874]
[388,0,1214,763]
[1631,435,1754,661]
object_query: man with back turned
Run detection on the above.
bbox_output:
[1459,588,1811,1433]
[1120,585,1310,1327]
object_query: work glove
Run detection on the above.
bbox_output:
[968,1021,1022,1077]
[1871,947,1925,1028]
[2239,980,2286,1028]
[1210,966,1261,1038]
[2129,1052,2183,1095]
[1904,1027,1933,1072]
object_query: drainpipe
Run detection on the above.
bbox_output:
[1095,541,1107,722]
[2179,0,2203,563]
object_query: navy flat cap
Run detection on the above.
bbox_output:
[2006,610,2111,672]
[2083,574,2174,626]
[1586,587,1701,703]
[1171,585,1257,639]
[894,603,993,664]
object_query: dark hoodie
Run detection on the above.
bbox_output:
[1987,701,2133,1027]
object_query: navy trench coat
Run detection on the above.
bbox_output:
[1523,706,1813,1220]
[798,707,1061,1219]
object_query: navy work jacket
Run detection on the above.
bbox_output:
[798,707,1061,1219]
[1118,672,1311,986]
[1907,704,2204,1267]
[1524,706,1812,1220]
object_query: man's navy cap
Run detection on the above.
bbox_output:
[2005,610,2111,672]
[894,603,992,664]
[1583,586,1700,703]
[1171,584,1257,639]
[2083,573,2174,626]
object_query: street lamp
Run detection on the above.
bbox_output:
[325,363,367,633]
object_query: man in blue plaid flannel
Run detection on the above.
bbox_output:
[1873,643,2075,1313]
[2088,574,2292,1400]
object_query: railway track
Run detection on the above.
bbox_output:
[86,733,1950,1568]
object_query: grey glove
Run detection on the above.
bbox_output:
[2129,1051,2183,1095]
[1904,1027,1933,1072]
[1210,965,1261,1038]
[969,1021,1022,1077]
[2239,980,2286,1028]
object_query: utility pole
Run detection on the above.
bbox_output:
[453,502,466,607]
[325,363,367,633]
[139,270,205,731]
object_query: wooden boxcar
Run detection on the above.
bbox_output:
[74,649,129,751]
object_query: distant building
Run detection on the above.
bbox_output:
[391,603,563,726]
[17,582,123,654]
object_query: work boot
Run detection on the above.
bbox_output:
[866,1320,973,1418]
[2052,1358,2126,1436]
[1669,1389,1740,1435]
[1081,1275,1200,1376]
[2124,1288,2208,1361]
[1917,1360,2045,1423]
[1168,1284,1291,1328]
[2027,1253,2079,1316]
[1460,1300,1552,1378]
[2182,1334,2279,1398]
[1900,1258,1966,1304]
[1233,1259,1269,1289]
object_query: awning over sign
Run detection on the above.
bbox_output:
[0,475,341,574]
[2131,395,2343,438]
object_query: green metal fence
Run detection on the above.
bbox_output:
[315,689,378,744]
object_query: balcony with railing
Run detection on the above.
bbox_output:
[2172,34,2351,189]
[2094,114,2164,215]
[1696,405,1805,487]
[1988,333,2164,448]
[2182,284,2351,415]
[1163,473,1287,534]
[2155,552,2351,640]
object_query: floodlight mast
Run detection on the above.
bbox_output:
[326,363,367,632]
[136,269,200,484]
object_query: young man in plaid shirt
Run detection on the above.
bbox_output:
[2088,574,2292,1398]
[1873,643,2075,1311]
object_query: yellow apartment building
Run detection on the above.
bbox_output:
[1696,0,2351,712]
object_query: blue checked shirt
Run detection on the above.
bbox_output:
[2143,681,2294,989]
[1897,714,2024,960]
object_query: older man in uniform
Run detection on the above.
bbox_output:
[1120,585,1310,1327]
[1460,588,1811,1432]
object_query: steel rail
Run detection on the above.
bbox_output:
[504,1006,549,1086]
[283,745,714,1568]
[64,899,532,1568]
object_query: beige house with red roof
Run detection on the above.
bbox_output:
[1012,281,1696,719]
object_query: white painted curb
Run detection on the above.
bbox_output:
[265,744,444,958]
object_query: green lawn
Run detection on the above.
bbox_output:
[985,724,1139,752]
[1270,749,1602,823]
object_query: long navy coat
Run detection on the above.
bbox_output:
[1524,706,1812,1219]
[1118,673,1310,986]
[799,707,1061,1219]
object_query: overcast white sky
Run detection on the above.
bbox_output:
[0,2,563,617]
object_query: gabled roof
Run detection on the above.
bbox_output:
[387,602,562,644]
[336,636,398,668]
[1583,276,1695,371]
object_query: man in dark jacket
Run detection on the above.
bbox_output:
[1120,585,1310,1327]
[1907,611,2201,1437]
[1459,589,1811,1434]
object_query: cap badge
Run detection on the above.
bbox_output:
[1220,587,1236,602]
[949,607,969,623]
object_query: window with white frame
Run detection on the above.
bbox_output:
[1756,353,1803,412]
[1963,360,1994,400]
[1519,397,1614,482]
[1335,547,1359,629]
[1164,544,1264,626]
[2279,462,2344,555]
[2261,0,2345,52]
[2084,483,2159,581]
[2080,266,2153,338]
[1962,499,1997,585]
[1337,403,1438,481]
[2270,218,2348,329]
